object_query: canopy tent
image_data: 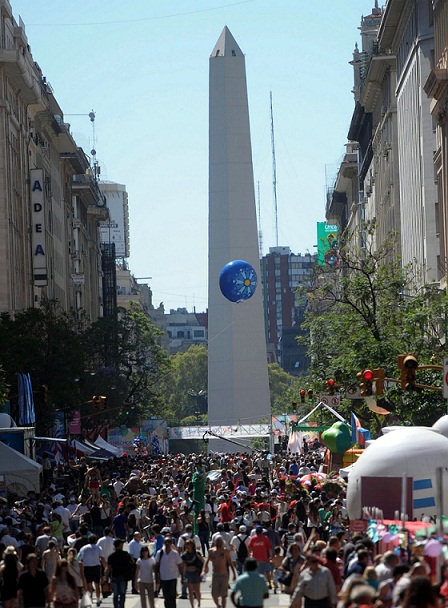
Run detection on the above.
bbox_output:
[94,435,121,456]
[73,440,96,455]
[0,441,42,495]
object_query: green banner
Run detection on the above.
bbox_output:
[317,222,339,266]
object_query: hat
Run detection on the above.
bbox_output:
[256,525,263,533]
[161,527,171,534]
[239,525,247,533]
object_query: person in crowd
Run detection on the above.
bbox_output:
[401,575,438,608]
[41,539,60,581]
[105,539,134,608]
[248,525,273,587]
[50,559,79,608]
[230,557,269,608]
[128,531,143,594]
[155,535,184,608]
[66,547,84,598]
[17,553,50,608]
[203,536,236,608]
[135,545,156,608]
[290,553,337,608]
[196,510,210,556]
[78,534,106,607]
[0,547,22,608]
[181,538,204,608]
[85,463,102,502]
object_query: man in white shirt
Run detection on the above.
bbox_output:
[78,535,106,607]
[113,477,124,496]
[155,536,184,608]
[128,531,143,593]
[96,527,115,562]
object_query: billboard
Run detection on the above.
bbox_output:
[99,183,129,258]
[317,222,339,267]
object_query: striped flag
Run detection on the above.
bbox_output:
[351,412,371,447]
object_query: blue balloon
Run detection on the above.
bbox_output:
[219,260,258,303]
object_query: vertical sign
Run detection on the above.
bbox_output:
[30,169,48,286]
[443,357,448,399]
[317,222,339,267]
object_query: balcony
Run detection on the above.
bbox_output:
[0,48,40,103]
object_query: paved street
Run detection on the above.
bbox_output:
[99,572,290,608]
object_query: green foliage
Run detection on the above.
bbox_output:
[158,345,208,423]
[0,302,170,434]
[268,363,300,414]
[301,231,448,431]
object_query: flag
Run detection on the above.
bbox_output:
[351,412,371,447]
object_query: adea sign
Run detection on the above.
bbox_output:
[30,169,48,286]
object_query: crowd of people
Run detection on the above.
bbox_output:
[0,448,444,608]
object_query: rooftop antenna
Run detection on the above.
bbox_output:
[257,181,263,257]
[64,110,99,179]
[88,110,100,181]
[270,91,279,247]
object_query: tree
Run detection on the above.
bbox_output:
[0,301,85,433]
[268,363,300,414]
[301,230,448,431]
[81,305,171,432]
[0,302,171,435]
[159,345,208,424]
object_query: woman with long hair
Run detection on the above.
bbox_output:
[170,510,183,541]
[0,548,21,608]
[402,576,438,608]
[42,540,60,581]
[50,559,79,608]
[196,510,210,556]
[135,545,156,608]
[306,501,321,538]
[181,539,203,608]
[66,548,84,598]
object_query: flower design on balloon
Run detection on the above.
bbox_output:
[219,260,258,303]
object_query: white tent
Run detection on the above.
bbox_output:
[94,435,121,456]
[0,442,42,495]
[73,440,96,455]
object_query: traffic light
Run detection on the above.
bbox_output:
[292,401,298,414]
[359,369,374,396]
[372,368,385,397]
[92,395,107,409]
[307,388,313,403]
[327,379,336,395]
[299,389,306,404]
[399,354,418,390]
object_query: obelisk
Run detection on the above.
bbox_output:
[208,27,271,452]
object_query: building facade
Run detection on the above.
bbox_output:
[0,1,107,319]
[260,247,314,375]
[425,0,448,287]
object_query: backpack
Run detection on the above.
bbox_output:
[236,534,248,563]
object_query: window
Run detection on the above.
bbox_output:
[194,330,204,338]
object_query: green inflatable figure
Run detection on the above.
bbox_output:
[321,421,352,453]
[192,462,206,533]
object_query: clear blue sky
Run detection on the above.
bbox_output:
[12,1,375,312]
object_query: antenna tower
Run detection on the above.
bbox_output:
[257,181,263,257]
[270,91,279,247]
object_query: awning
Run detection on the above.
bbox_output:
[34,437,67,443]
